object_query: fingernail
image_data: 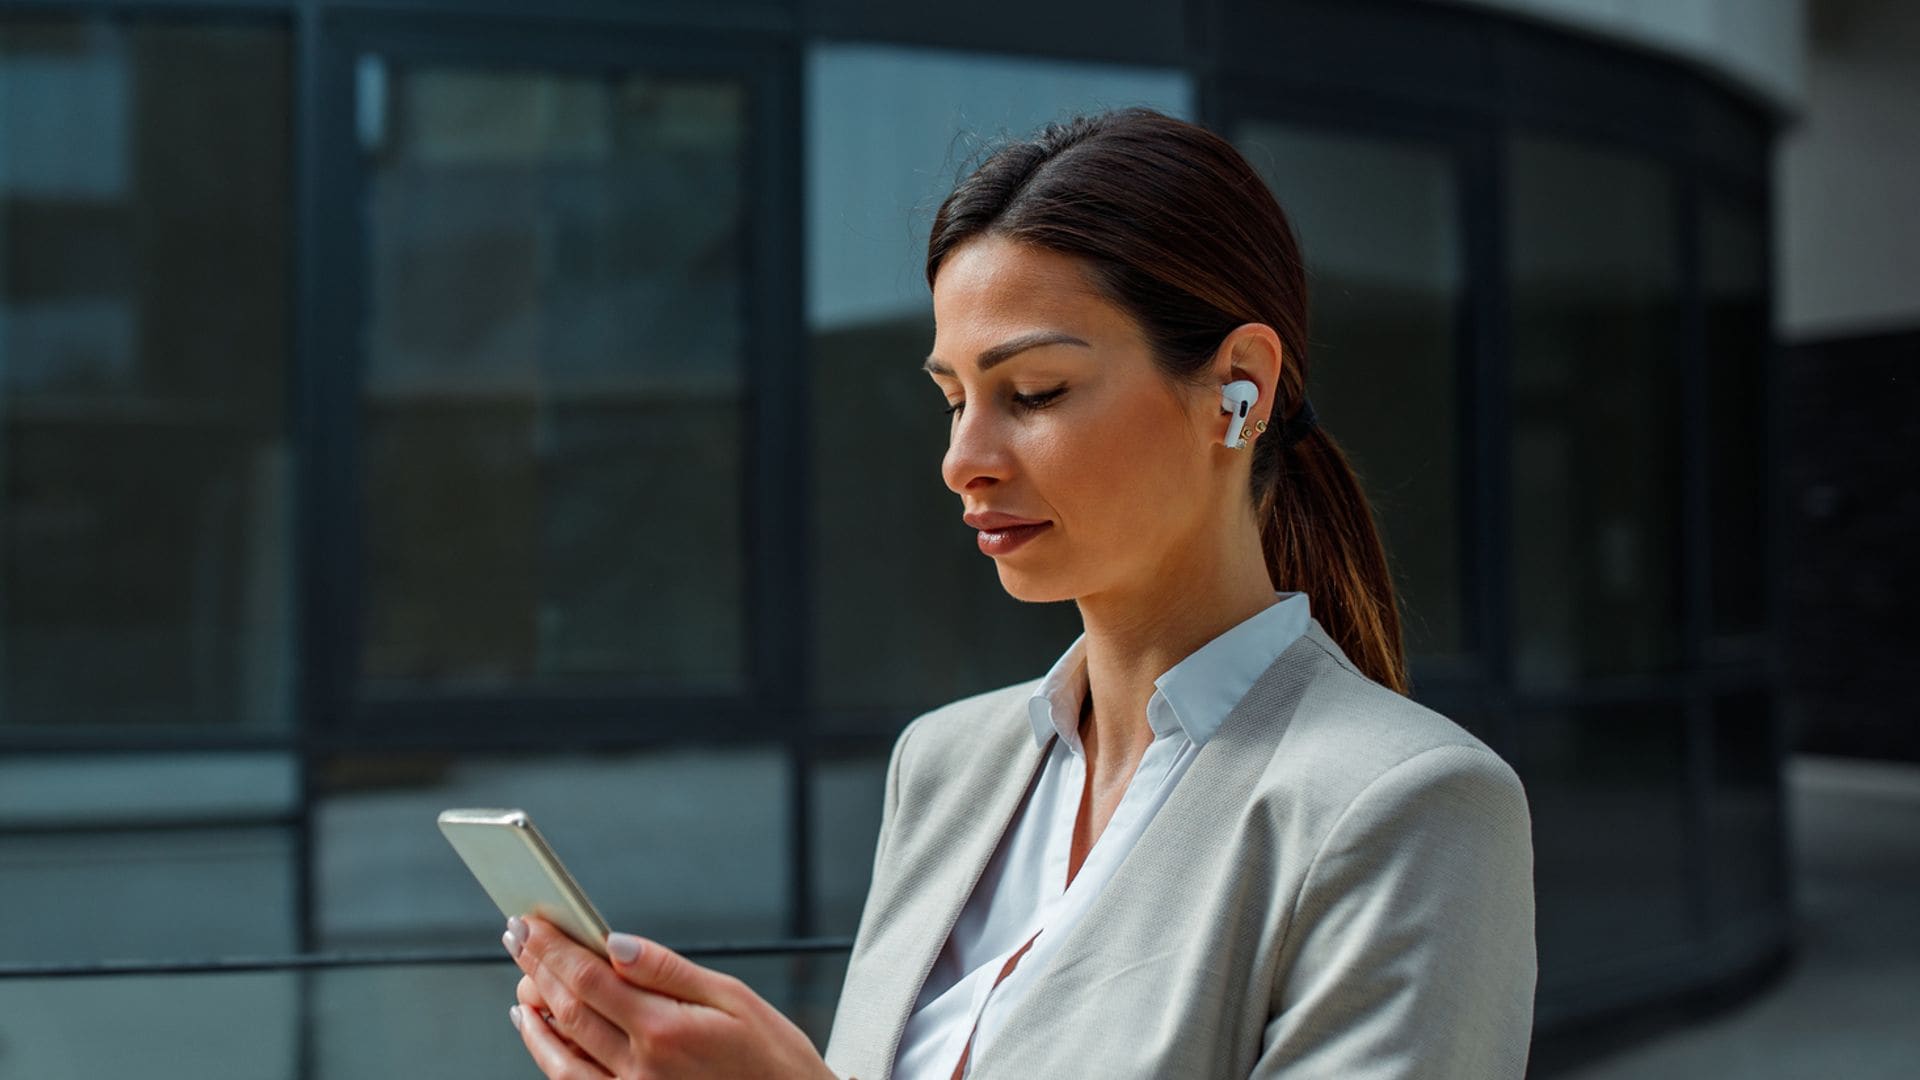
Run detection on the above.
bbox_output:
[507,915,527,950]
[607,932,643,964]
[502,929,521,958]
[509,1004,523,1029]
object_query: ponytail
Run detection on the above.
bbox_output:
[1255,426,1409,694]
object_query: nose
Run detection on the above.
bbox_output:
[941,404,1013,496]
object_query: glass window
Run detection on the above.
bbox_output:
[0,952,847,1079]
[0,752,300,963]
[810,747,890,936]
[310,953,846,1077]
[805,42,1193,721]
[1519,703,1693,988]
[0,826,297,964]
[0,19,292,729]
[1507,138,1682,688]
[1235,121,1468,661]
[315,749,790,951]
[1703,194,1769,657]
[1707,691,1786,923]
[357,60,750,696]
[0,971,299,1077]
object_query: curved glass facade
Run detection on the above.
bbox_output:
[0,0,1784,1072]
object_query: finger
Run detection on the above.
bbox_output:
[512,1003,612,1080]
[521,974,612,1063]
[606,931,742,1010]
[510,928,568,1036]
[520,918,634,1071]
[515,973,546,1012]
[525,949,630,1069]
[515,976,556,1030]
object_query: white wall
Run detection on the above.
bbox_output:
[1774,0,1920,340]
[1423,0,1807,111]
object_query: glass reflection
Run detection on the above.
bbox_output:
[1520,703,1693,989]
[1704,195,1769,656]
[359,63,749,694]
[1508,138,1683,688]
[1236,120,1467,660]
[0,19,292,728]
[316,749,790,951]
[0,952,848,1079]
[804,43,1192,720]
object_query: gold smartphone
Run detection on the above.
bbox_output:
[437,808,612,956]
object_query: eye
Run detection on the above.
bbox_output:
[940,385,1067,419]
[1012,387,1067,411]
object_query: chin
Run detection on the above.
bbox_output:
[993,563,1080,605]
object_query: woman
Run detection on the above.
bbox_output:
[503,106,1536,1079]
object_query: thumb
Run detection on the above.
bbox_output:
[605,932,729,1007]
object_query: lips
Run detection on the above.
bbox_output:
[971,517,1050,556]
[964,511,1050,530]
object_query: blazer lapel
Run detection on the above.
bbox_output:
[862,693,1051,1078]
[970,621,1330,1071]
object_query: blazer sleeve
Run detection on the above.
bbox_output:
[1249,744,1537,1080]
[826,717,919,1080]
[870,715,917,881]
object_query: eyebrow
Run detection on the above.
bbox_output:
[923,330,1092,376]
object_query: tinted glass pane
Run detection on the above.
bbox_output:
[0,19,291,728]
[1520,702,1692,988]
[0,752,297,827]
[315,749,789,951]
[0,826,297,964]
[0,971,298,1077]
[1236,121,1467,659]
[308,954,847,1078]
[359,62,749,694]
[1508,139,1682,688]
[0,952,848,1078]
[1708,691,1786,922]
[1704,195,1769,655]
[0,752,299,963]
[810,745,890,936]
[804,43,1192,720]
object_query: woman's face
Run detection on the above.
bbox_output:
[926,234,1235,604]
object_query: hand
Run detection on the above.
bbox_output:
[504,914,839,1079]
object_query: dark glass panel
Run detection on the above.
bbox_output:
[1703,195,1769,658]
[315,749,789,951]
[0,20,292,728]
[1520,701,1693,987]
[1707,691,1787,922]
[1237,120,1468,660]
[803,44,1190,722]
[358,64,749,695]
[1508,138,1683,688]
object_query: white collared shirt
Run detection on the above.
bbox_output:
[892,590,1313,1079]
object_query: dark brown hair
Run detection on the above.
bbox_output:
[926,106,1409,695]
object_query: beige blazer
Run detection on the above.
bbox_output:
[823,617,1536,1079]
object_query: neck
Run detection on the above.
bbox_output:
[1072,518,1276,779]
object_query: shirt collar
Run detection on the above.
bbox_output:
[1026,590,1312,754]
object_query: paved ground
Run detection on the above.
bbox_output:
[1550,754,1920,1079]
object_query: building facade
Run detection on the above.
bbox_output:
[0,0,1795,1073]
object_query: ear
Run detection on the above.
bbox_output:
[1211,323,1285,428]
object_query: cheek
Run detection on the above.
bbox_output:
[1035,395,1195,532]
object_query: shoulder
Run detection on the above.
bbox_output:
[1252,624,1528,843]
[884,675,1040,792]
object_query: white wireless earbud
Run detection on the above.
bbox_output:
[1220,380,1260,449]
